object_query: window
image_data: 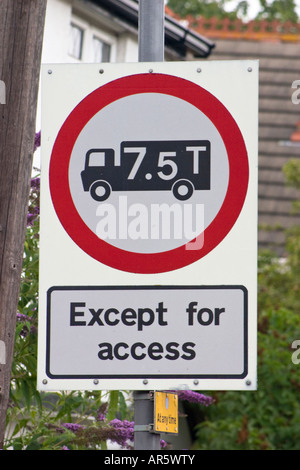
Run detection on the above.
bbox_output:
[68,14,116,63]
[68,23,84,60]
[92,36,111,63]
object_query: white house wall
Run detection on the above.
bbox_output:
[41,0,138,64]
[42,0,73,64]
[34,0,139,170]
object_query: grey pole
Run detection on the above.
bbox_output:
[134,392,161,450]
[138,0,165,62]
[134,0,165,451]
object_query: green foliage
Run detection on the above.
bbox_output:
[167,0,299,22]
[194,305,300,450]
[258,248,300,313]
[283,159,300,214]
[11,218,40,413]
[5,388,133,450]
[167,0,248,19]
[4,175,133,450]
[193,158,300,450]
[256,0,298,22]
[283,158,300,191]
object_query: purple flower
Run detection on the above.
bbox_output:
[16,313,37,337]
[108,420,170,449]
[34,131,41,152]
[62,423,84,433]
[160,439,167,448]
[109,419,134,429]
[177,390,213,406]
[108,419,134,449]
[96,403,108,422]
[30,325,37,334]
[27,213,36,226]
[30,177,40,190]
[17,313,32,322]
[27,179,40,226]
[97,413,106,422]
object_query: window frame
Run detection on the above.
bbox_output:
[68,15,116,63]
[68,21,84,60]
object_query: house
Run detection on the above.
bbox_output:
[41,0,215,64]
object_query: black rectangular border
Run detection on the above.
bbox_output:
[46,285,248,380]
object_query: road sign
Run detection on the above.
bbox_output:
[154,392,178,434]
[45,285,247,380]
[48,71,249,274]
[38,61,258,392]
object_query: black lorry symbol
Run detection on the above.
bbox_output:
[81,140,211,202]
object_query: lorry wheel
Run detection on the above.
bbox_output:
[90,180,111,201]
[172,179,194,200]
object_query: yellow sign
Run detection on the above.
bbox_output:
[154,391,178,434]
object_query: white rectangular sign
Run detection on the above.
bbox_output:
[46,286,247,379]
[38,60,258,391]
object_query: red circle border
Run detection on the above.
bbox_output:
[49,73,249,274]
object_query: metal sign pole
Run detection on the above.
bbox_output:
[134,391,160,450]
[138,0,164,62]
[134,0,165,450]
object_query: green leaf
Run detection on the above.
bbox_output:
[107,391,119,421]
